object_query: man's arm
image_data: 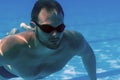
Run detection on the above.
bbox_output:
[0,36,22,61]
[76,33,96,80]
[0,75,6,80]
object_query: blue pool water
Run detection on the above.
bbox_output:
[0,0,120,80]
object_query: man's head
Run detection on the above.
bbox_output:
[31,0,64,22]
[31,0,65,49]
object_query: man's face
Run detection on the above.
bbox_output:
[36,8,64,49]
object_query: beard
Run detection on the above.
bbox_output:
[46,39,61,49]
[37,37,61,49]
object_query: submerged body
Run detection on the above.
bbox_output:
[0,0,96,80]
[0,30,89,80]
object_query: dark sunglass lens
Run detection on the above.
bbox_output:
[40,25,54,33]
[35,21,65,33]
[57,24,65,32]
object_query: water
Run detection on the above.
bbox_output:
[0,0,120,80]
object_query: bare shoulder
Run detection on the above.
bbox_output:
[0,35,20,64]
[63,30,84,49]
[0,31,35,58]
[16,31,35,41]
[64,30,84,41]
[64,30,93,56]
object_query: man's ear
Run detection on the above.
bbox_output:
[30,21,36,28]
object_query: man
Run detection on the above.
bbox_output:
[0,0,96,80]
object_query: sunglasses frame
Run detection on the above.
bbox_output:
[33,21,65,33]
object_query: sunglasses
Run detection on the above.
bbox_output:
[33,21,65,33]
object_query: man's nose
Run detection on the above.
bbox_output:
[51,31,58,38]
[52,30,57,35]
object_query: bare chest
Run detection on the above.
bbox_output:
[6,45,75,79]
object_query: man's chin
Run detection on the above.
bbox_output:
[47,41,60,49]
[48,43,59,49]
[49,46,58,49]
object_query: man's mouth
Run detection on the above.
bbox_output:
[47,38,61,49]
[50,39,59,42]
[49,38,59,43]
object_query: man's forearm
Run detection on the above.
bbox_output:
[0,75,6,80]
[82,53,96,80]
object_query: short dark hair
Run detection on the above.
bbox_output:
[31,0,64,22]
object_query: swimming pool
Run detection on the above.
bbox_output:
[0,0,120,80]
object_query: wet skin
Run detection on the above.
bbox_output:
[0,8,96,80]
